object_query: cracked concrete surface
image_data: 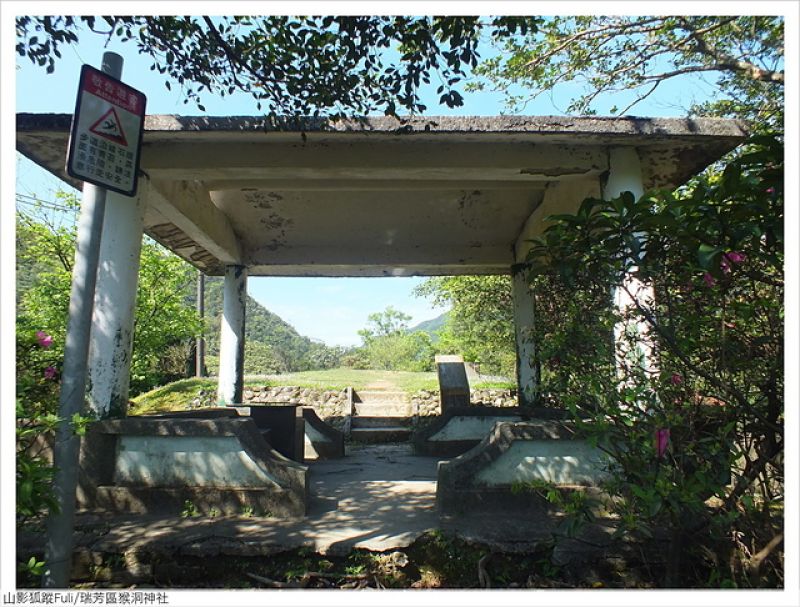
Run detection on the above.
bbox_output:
[20,444,442,558]
[19,443,626,570]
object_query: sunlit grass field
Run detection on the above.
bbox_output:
[129,368,514,415]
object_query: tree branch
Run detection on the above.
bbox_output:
[619,280,782,437]
[747,532,783,579]
[679,17,784,84]
[522,17,663,71]
[201,17,244,88]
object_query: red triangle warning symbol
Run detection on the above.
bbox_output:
[89,108,128,146]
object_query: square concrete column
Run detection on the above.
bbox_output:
[603,147,658,382]
[87,179,149,419]
[512,263,539,408]
[217,264,247,405]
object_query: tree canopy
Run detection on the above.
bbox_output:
[354,307,436,372]
[473,16,783,127]
[414,276,515,376]
[17,15,783,125]
[15,194,202,394]
[16,15,535,116]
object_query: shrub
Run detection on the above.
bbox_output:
[526,135,784,586]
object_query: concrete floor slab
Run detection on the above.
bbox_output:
[20,444,442,559]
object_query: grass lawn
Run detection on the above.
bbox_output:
[253,368,440,392]
[129,368,515,415]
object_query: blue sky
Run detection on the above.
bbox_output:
[14,15,723,346]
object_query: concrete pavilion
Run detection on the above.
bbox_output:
[16,114,747,416]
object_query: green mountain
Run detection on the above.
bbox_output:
[409,311,449,341]
[202,277,339,373]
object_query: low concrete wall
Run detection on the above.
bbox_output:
[78,412,308,518]
[302,407,345,459]
[413,406,567,457]
[474,440,610,486]
[436,421,610,518]
[245,405,305,462]
[435,356,470,414]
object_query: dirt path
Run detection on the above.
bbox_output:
[362,379,399,391]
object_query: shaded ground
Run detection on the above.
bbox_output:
[19,445,440,559]
[17,444,664,589]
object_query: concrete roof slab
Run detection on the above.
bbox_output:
[17,114,747,276]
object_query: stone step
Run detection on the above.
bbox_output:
[353,402,412,417]
[354,390,408,404]
[351,415,415,429]
[349,427,412,443]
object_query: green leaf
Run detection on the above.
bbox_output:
[648,497,663,517]
[697,244,722,270]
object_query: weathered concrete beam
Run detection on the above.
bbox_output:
[245,263,512,278]
[141,142,607,182]
[203,178,549,192]
[513,176,603,262]
[245,244,513,268]
[16,114,748,195]
[148,180,242,265]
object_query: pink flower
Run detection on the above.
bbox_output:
[766,187,775,195]
[724,251,746,264]
[655,428,670,459]
[670,373,683,385]
[36,331,53,349]
[720,257,731,274]
[44,366,57,380]
[703,272,716,288]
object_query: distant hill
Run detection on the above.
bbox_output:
[409,311,449,341]
[202,276,336,373]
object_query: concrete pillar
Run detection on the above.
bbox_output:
[86,179,149,419]
[196,271,205,377]
[217,264,247,405]
[512,264,538,408]
[602,147,657,382]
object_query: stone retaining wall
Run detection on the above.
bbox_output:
[242,386,351,431]
[189,385,515,430]
[412,389,518,417]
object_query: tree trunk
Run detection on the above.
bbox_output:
[664,528,684,587]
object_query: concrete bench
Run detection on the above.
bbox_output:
[413,405,568,457]
[436,421,610,518]
[302,407,345,459]
[77,412,308,518]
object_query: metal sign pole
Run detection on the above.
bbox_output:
[42,51,123,589]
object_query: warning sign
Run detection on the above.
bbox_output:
[89,108,128,146]
[66,64,146,196]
